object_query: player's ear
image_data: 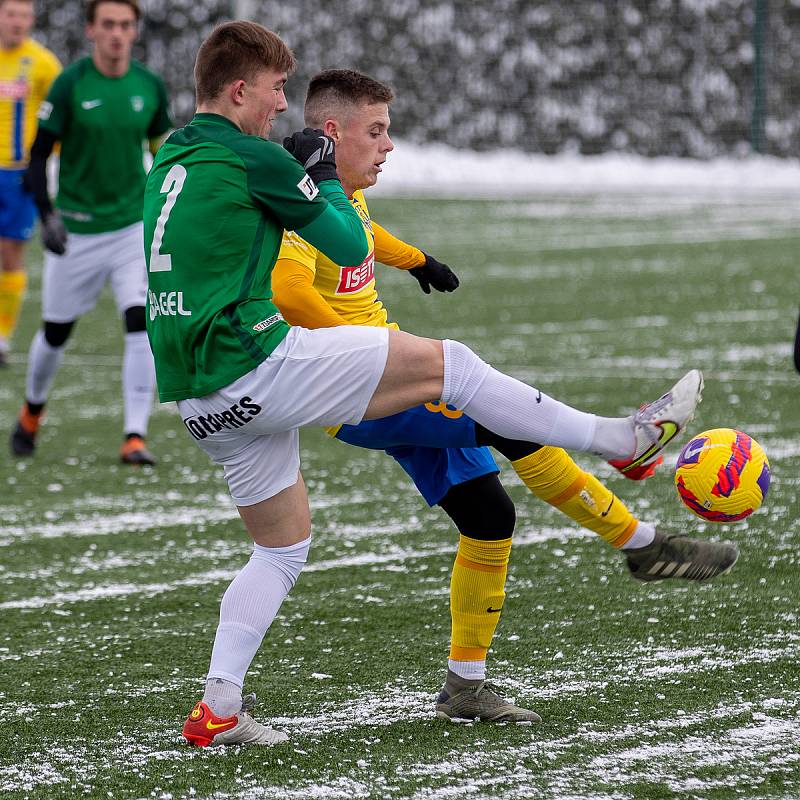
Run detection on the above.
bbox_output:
[322,118,341,141]
[229,80,247,106]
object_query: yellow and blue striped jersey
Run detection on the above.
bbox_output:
[0,38,60,169]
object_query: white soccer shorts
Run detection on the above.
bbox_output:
[42,221,148,322]
[177,325,390,506]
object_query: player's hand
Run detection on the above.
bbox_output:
[408,253,460,294]
[283,128,338,184]
[41,211,67,255]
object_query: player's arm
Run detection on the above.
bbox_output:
[24,127,66,255]
[24,70,73,254]
[282,129,368,267]
[272,257,349,328]
[372,221,459,294]
[147,75,173,156]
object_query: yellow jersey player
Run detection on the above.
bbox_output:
[0,0,59,365]
[272,69,740,724]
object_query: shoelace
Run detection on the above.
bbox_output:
[636,390,673,424]
[472,682,512,707]
[240,692,257,716]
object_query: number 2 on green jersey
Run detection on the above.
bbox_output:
[149,164,187,272]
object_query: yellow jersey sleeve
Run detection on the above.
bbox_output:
[273,256,350,329]
[0,39,61,169]
[372,221,425,269]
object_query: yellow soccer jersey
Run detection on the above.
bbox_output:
[0,38,60,169]
[277,189,423,329]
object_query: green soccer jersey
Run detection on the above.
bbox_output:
[38,57,171,234]
[143,113,369,402]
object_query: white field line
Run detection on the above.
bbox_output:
[0,527,582,610]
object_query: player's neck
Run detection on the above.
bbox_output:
[92,51,130,78]
[0,38,25,51]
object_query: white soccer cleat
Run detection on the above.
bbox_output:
[610,369,704,480]
[182,693,289,747]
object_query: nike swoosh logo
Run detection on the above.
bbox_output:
[81,99,103,109]
[206,720,236,730]
[629,421,679,468]
[601,496,615,517]
[486,606,503,613]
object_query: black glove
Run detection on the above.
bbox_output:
[408,253,459,294]
[283,128,338,183]
[41,210,67,255]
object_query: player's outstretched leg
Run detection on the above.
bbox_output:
[624,531,738,582]
[511,447,738,580]
[182,693,288,747]
[434,337,702,471]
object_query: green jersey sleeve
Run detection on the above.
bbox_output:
[296,180,369,267]
[238,138,331,231]
[38,63,79,138]
[239,139,368,266]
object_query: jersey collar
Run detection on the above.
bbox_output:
[190,113,242,132]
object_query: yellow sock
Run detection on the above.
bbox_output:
[449,534,511,662]
[513,447,638,548]
[0,271,27,341]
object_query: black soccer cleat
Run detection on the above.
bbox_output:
[120,435,157,466]
[10,407,41,456]
[625,530,738,583]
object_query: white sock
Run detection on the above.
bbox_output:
[206,537,311,707]
[202,677,243,718]
[26,329,65,405]
[441,339,633,457]
[448,659,486,681]
[621,521,657,550]
[122,331,155,436]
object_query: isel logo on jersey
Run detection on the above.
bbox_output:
[183,396,263,440]
[335,252,375,294]
[148,289,191,320]
[0,79,29,100]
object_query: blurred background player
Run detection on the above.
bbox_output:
[272,69,740,723]
[10,0,171,464]
[0,0,59,366]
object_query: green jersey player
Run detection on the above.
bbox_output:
[10,0,171,465]
[146,21,706,747]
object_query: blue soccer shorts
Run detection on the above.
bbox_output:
[0,168,35,241]
[335,401,498,506]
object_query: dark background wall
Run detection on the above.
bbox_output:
[33,0,798,158]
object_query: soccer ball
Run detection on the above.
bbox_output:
[674,428,770,522]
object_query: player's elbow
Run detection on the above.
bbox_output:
[334,237,369,268]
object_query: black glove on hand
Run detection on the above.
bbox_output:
[283,128,338,183]
[408,253,460,294]
[41,210,67,255]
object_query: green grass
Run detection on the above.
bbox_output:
[1,191,799,800]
